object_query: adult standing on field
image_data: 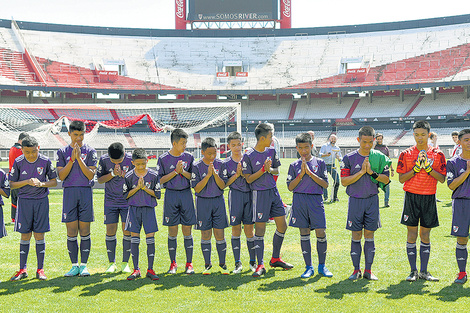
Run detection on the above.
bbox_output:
[9,132,28,224]
[320,134,342,202]
[373,133,394,207]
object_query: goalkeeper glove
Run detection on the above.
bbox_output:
[423,157,433,173]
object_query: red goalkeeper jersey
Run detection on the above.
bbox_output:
[397,145,446,195]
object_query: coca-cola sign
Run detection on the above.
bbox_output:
[176,0,185,18]
[282,0,291,18]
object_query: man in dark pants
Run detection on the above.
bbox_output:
[8,132,28,224]
[320,134,342,202]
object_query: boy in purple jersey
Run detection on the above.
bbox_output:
[56,121,98,277]
[221,131,256,274]
[124,148,161,281]
[340,126,390,281]
[0,167,10,282]
[242,123,293,278]
[447,129,470,284]
[192,138,229,275]
[96,142,134,274]
[287,133,333,279]
[157,129,196,275]
[9,136,57,281]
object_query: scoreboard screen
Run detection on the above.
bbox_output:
[188,0,278,21]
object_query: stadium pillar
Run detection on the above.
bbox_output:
[280,0,292,29]
[307,92,311,105]
[400,89,404,102]
[175,0,187,30]
[337,92,341,104]
[93,93,97,103]
[61,92,65,103]
[368,91,373,103]
[28,91,33,103]
[276,94,280,106]
[465,86,470,99]
[431,87,436,100]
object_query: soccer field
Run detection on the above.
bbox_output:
[0,158,467,312]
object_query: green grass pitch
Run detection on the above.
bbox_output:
[0,158,468,312]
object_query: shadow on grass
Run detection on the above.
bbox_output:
[431,283,470,302]
[257,274,322,291]
[441,202,452,208]
[0,273,109,295]
[376,280,429,299]
[315,278,371,299]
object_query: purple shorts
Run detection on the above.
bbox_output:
[451,198,470,237]
[0,206,6,238]
[62,187,94,223]
[346,195,381,232]
[252,188,285,223]
[289,193,326,230]
[163,188,196,226]
[195,195,228,231]
[228,189,253,226]
[104,206,128,224]
[125,206,159,234]
[15,197,50,234]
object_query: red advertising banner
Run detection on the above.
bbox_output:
[236,72,248,77]
[97,70,118,82]
[280,0,291,29]
[217,72,229,77]
[345,68,368,83]
[175,0,187,30]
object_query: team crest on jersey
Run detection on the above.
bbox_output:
[182,161,188,169]
[454,226,459,232]
[145,182,151,188]
[81,153,87,160]
[63,213,67,220]
[122,166,129,173]
[18,222,21,229]
[292,217,296,224]
[165,217,170,223]
[348,221,352,227]
[404,215,409,221]
[37,167,44,175]
[258,213,263,219]
[231,216,236,223]
[313,165,319,173]
[214,169,219,175]
[199,221,203,227]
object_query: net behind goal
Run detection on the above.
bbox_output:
[0,102,241,150]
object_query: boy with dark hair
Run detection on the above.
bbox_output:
[9,136,57,281]
[57,120,98,277]
[452,131,462,157]
[397,120,446,282]
[287,133,333,278]
[9,132,28,224]
[157,128,196,275]
[192,137,229,274]
[446,129,470,284]
[221,131,256,273]
[124,148,161,281]
[242,123,293,277]
[97,142,134,273]
[0,156,10,282]
[341,126,390,281]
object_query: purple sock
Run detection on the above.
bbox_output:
[36,239,46,270]
[122,235,131,263]
[364,238,375,271]
[20,239,30,270]
[456,243,468,273]
[254,236,264,265]
[184,235,193,263]
[106,235,117,263]
[201,239,212,266]
[146,237,155,270]
[80,234,91,264]
[131,236,140,270]
[406,242,417,271]
[216,239,227,266]
[231,236,241,263]
[67,236,79,265]
[168,236,177,263]
[246,237,256,262]
[420,242,430,272]
[317,236,327,265]
[350,239,362,270]
[300,235,312,267]
[272,230,285,259]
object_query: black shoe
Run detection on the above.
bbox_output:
[363,271,378,280]
[348,270,362,280]
[269,258,293,270]
[406,270,419,282]
[252,265,266,277]
[419,271,439,281]
[454,272,468,284]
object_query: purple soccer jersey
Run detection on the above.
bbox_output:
[157,151,194,190]
[221,156,250,192]
[56,144,98,187]
[191,158,224,198]
[10,154,57,199]
[241,147,281,191]
[286,157,328,195]
[123,169,161,207]
[0,168,10,205]
[342,150,389,198]
[447,155,470,199]
[97,152,134,208]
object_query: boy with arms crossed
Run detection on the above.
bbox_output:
[97,142,134,273]
[222,131,256,273]
[242,123,293,278]
[157,128,196,275]
[192,138,229,275]
[446,129,470,284]
[287,133,333,278]
[57,121,97,277]
[397,120,446,282]
[124,148,161,280]
[341,126,390,281]
[10,136,56,281]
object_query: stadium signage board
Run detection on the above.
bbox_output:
[236,72,248,77]
[217,72,229,77]
[188,0,278,21]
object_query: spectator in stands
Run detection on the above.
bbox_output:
[429,132,439,149]
[373,133,394,207]
[9,132,28,224]
[452,131,462,157]
[297,131,318,158]
[320,134,342,202]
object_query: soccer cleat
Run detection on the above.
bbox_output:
[64,266,80,277]
[79,265,90,277]
[252,264,266,277]
[318,264,333,277]
[121,262,132,273]
[167,261,177,274]
[249,260,257,272]
[363,270,378,281]
[454,272,468,284]
[348,269,362,280]
[232,261,243,274]
[384,202,390,208]
[220,264,230,275]
[36,269,47,280]
[185,262,195,275]
[406,270,419,282]
[419,271,439,281]
[301,266,314,278]
[10,269,28,281]
[269,257,294,270]
[105,262,118,273]
[127,269,141,280]
[202,264,212,275]
[146,269,159,280]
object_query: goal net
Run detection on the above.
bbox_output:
[0,102,241,150]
